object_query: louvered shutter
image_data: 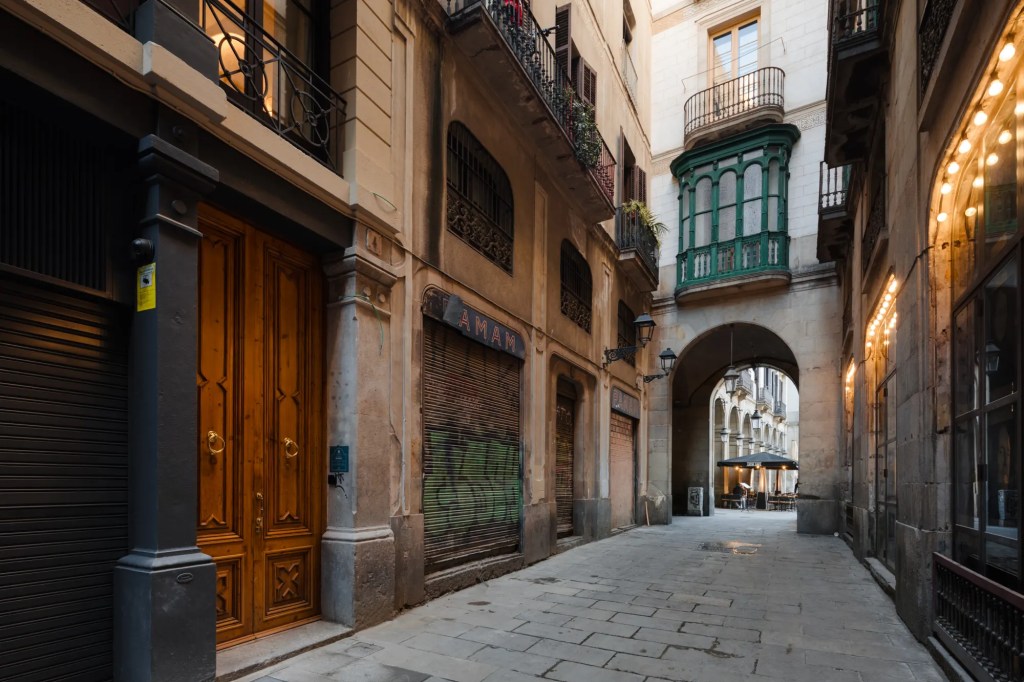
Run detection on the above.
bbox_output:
[0,274,130,682]
[555,393,575,537]
[422,320,523,572]
[581,61,597,107]
[635,167,647,203]
[555,5,572,79]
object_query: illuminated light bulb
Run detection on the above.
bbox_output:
[889,280,898,294]
[937,212,949,222]
[958,139,972,154]
[1018,102,1024,115]
[948,161,961,174]
[1000,42,1016,61]
[866,341,873,348]
[974,111,989,126]
[966,206,978,217]
[941,182,953,194]
[974,176,985,188]
[999,129,1013,144]
[868,328,875,338]
[988,152,1000,165]
[881,301,889,310]
[884,294,893,302]
[989,79,1005,97]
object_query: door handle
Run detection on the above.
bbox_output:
[283,437,299,459]
[255,491,264,535]
[207,430,225,461]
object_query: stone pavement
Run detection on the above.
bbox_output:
[238,510,946,682]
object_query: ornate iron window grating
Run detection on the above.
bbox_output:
[919,0,956,96]
[560,240,592,333]
[446,122,514,273]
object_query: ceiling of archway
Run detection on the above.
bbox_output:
[671,323,799,405]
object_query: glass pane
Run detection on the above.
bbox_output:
[982,90,1018,266]
[955,416,979,529]
[986,404,1019,579]
[719,206,736,241]
[681,216,689,250]
[984,255,1018,404]
[712,33,733,83]
[737,22,758,76]
[768,159,780,195]
[953,300,978,416]
[743,163,763,231]
[696,177,712,213]
[695,212,711,247]
[767,197,779,231]
[719,171,737,207]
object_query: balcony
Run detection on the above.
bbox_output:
[443,0,616,224]
[756,388,772,414]
[825,0,890,164]
[773,400,787,421]
[676,232,790,301]
[735,373,753,399]
[682,67,785,151]
[817,162,855,261]
[79,0,347,172]
[933,553,1024,682]
[615,207,659,292]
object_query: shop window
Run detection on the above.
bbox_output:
[446,122,515,273]
[560,241,592,332]
[942,69,1024,588]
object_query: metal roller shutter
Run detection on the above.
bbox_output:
[555,395,575,537]
[610,412,635,529]
[422,319,522,572]
[0,275,129,682]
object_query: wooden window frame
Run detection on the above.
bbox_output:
[708,13,760,86]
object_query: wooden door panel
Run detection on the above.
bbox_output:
[197,217,251,644]
[255,238,322,632]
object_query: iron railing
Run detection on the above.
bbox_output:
[819,162,853,213]
[862,186,886,271]
[920,0,955,94]
[757,388,773,413]
[445,0,616,207]
[736,373,754,397]
[774,400,787,416]
[934,552,1024,682]
[677,232,789,288]
[833,0,880,43]
[201,0,345,170]
[683,67,785,137]
[622,45,639,106]
[615,206,659,280]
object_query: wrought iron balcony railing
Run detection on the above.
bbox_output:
[757,388,773,413]
[933,553,1024,682]
[615,206,659,280]
[774,400,787,416]
[622,45,639,107]
[81,0,138,31]
[444,0,616,207]
[683,67,785,137]
[677,232,789,288]
[819,162,852,214]
[833,0,880,44]
[735,373,753,397]
[202,0,345,170]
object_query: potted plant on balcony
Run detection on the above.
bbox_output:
[621,199,667,246]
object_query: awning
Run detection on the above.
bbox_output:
[716,452,799,470]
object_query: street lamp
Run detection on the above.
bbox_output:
[723,324,739,395]
[604,314,657,366]
[751,410,762,443]
[642,348,678,383]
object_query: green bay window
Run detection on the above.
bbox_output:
[672,125,798,289]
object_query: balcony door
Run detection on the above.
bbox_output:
[710,18,759,118]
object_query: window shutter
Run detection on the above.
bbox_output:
[636,167,647,203]
[579,60,597,107]
[555,5,572,79]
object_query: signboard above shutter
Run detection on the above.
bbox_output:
[611,387,640,418]
[422,288,526,359]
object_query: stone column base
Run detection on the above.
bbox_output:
[391,515,424,610]
[322,526,395,628]
[796,498,839,534]
[113,550,216,682]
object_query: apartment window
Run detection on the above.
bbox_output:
[446,122,515,273]
[560,241,592,332]
[710,17,759,84]
[617,301,636,366]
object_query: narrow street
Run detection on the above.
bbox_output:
[240,512,945,682]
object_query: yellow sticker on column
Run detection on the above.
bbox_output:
[137,263,156,312]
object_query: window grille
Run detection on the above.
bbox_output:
[617,301,636,366]
[560,241,592,332]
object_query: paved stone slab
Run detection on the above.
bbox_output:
[235,512,947,682]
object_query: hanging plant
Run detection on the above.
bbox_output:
[570,99,602,169]
[622,199,667,246]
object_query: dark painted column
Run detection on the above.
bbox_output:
[113,122,219,682]
[134,0,217,80]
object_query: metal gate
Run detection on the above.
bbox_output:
[422,319,522,572]
[555,389,576,538]
[0,274,130,682]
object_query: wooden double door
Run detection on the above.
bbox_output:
[196,207,324,647]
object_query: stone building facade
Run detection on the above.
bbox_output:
[823,0,1024,676]
[646,0,842,530]
[0,0,662,680]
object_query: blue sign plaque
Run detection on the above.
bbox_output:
[329,445,349,473]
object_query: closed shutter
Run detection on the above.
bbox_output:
[555,394,575,537]
[0,274,129,682]
[422,319,522,572]
[555,5,572,79]
[610,412,636,529]
[578,60,597,107]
